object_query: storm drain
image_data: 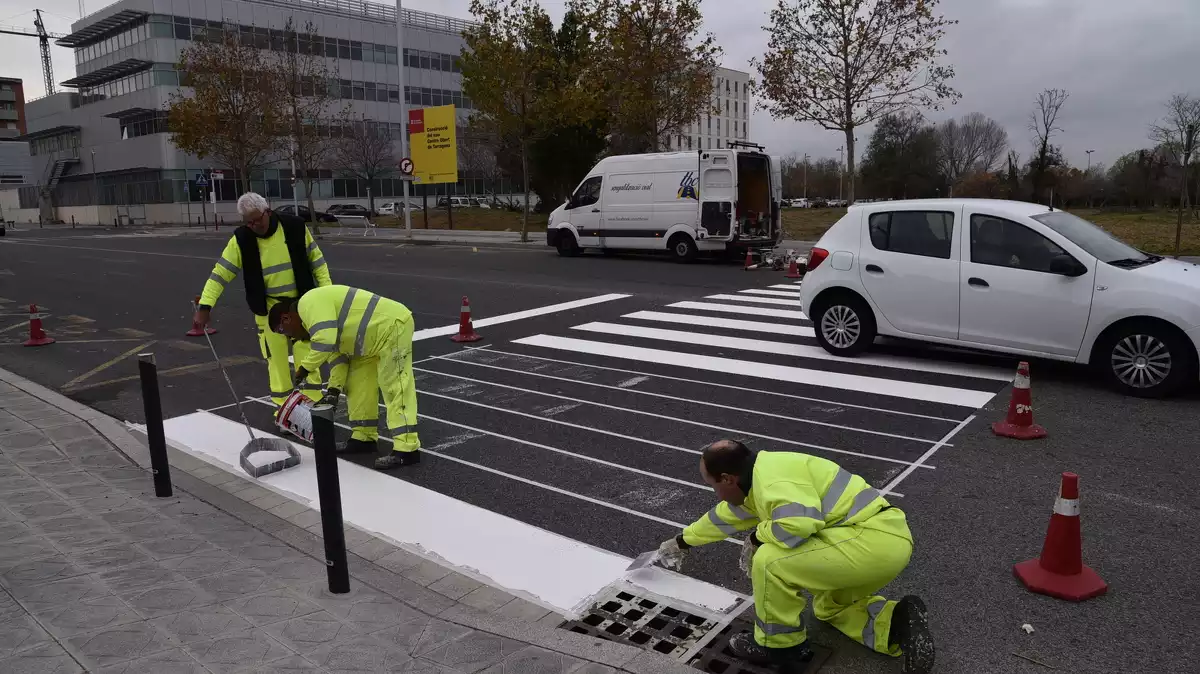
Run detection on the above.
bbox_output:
[559,587,829,674]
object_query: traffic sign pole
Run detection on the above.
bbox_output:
[396,0,412,238]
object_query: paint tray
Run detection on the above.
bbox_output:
[239,437,301,478]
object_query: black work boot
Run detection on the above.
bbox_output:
[728,632,812,672]
[890,596,934,674]
[338,439,377,455]
[374,450,421,470]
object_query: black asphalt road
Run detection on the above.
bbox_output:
[2,226,1196,672]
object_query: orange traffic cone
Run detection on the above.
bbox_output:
[450,296,482,343]
[1013,472,1107,601]
[785,257,803,279]
[743,250,756,270]
[23,304,54,347]
[992,361,1046,439]
[186,295,218,337]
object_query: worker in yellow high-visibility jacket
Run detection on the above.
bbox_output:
[268,284,420,470]
[655,440,933,674]
[195,192,331,406]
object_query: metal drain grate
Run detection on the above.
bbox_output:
[559,587,828,674]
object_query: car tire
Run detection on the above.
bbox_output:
[1095,321,1195,398]
[669,234,698,263]
[812,292,877,357]
[556,232,582,257]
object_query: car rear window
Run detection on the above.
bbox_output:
[868,211,954,259]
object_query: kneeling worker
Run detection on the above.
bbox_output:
[655,440,933,674]
[268,284,420,470]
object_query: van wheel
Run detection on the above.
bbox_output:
[669,234,697,263]
[556,233,581,257]
[812,293,876,357]
[1095,321,1194,398]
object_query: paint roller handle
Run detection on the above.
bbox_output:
[195,301,256,443]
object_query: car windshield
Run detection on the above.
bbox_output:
[1030,211,1152,265]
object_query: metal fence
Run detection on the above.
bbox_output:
[252,0,478,35]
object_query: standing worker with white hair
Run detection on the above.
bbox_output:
[194,192,333,407]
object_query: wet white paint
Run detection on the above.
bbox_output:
[539,403,582,416]
[160,412,744,616]
[617,375,651,388]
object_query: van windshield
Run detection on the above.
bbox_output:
[1030,211,1153,265]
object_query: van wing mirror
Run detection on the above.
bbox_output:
[1050,254,1087,277]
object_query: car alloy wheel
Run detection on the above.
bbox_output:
[821,304,861,350]
[1110,333,1172,389]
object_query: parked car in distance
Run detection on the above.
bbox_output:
[809,198,829,208]
[378,200,428,215]
[275,204,338,222]
[789,198,811,208]
[327,204,372,218]
[799,198,1200,398]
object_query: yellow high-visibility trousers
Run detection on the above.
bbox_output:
[255,314,322,406]
[751,507,913,655]
[342,317,419,453]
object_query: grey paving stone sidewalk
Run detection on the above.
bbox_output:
[0,372,696,674]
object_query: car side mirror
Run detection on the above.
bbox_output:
[1050,254,1086,277]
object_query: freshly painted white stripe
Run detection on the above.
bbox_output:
[769,284,804,290]
[624,311,815,338]
[739,289,805,298]
[429,356,949,445]
[706,294,804,307]
[412,293,630,342]
[415,368,935,467]
[515,334,995,408]
[669,301,808,321]
[460,347,964,423]
[162,410,743,615]
[572,322,1013,382]
[882,414,975,495]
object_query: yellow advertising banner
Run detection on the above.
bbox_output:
[407,105,458,185]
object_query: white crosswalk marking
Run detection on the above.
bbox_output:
[738,288,805,298]
[623,310,816,337]
[705,293,805,307]
[668,301,808,320]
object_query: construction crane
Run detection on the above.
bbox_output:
[0,10,68,96]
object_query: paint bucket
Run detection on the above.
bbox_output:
[276,390,316,443]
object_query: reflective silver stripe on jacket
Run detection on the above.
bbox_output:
[262,262,293,275]
[728,504,754,520]
[354,294,381,355]
[707,508,738,535]
[770,522,807,548]
[265,283,296,294]
[311,341,336,352]
[771,502,823,521]
[311,255,327,269]
[308,321,337,335]
[216,258,239,275]
[862,599,886,650]
[335,288,358,349]
[755,615,804,636]
[822,468,853,514]
[391,423,419,435]
[306,241,318,255]
[837,488,882,526]
[328,354,349,368]
[207,272,229,286]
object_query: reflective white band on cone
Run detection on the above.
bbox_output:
[1053,497,1080,516]
[1014,372,1030,389]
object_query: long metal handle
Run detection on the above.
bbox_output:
[196,302,257,444]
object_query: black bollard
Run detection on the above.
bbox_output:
[311,403,350,593]
[136,354,173,497]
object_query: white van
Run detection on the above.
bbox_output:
[546,148,783,261]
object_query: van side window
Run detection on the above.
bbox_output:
[868,211,954,259]
[572,176,602,208]
[970,214,1066,273]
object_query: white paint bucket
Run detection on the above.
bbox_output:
[276,390,316,443]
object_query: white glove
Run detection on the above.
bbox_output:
[656,537,687,571]
[738,538,758,578]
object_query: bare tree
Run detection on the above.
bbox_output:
[332,119,397,214]
[936,112,1008,192]
[1149,93,1200,256]
[754,0,959,203]
[458,131,503,203]
[1029,88,1069,203]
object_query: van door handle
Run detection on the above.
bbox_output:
[591,209,600,213]
[968,277,989,288]
[865,264,883,274]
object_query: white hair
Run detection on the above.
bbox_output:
[237,192,269,217]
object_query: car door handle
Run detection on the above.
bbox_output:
[865,264,883,274]
[968,277,989,288]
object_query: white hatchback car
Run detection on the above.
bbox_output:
[799,199,1200,397]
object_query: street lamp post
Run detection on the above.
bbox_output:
[90,149,98,225]
[1086,149,1096,208]
[837,146,845,203]
[396,0,412,237]
[802,153,809,200]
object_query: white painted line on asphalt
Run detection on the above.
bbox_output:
[461,347,964,423]
[572,322,1013,382]
[769,284,804,290]
[705,294,804,307]
[429,356,949,445]
[623,311,815,338]
[515,334,994,408]
[669,301,808,321]
[738,289,804,298]
[413,367,934,468]
[882,414,975,495]
[412,293,630,342]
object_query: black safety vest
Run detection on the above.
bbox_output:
[234,213,316,316]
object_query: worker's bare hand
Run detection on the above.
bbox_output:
[656,537,687,571]
[193,307,211,327]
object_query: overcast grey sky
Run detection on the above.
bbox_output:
[3,0,1196,169]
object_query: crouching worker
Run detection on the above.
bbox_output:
[268,284,421,470]
[655,440,933,674]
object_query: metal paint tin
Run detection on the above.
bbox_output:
[276,390,316,443]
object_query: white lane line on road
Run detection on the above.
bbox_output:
[412,293,630,342]
[572,322,1013,382]
[414,367,934,468]
[881,414,975,496]
[769,284,804,290]
[429,355,948,445]
[706,294,804,307]
[461,347,964,423]
[515,334,995,408]
[738,289,804,298]
[668,301,808,321]
[623,311,816,338]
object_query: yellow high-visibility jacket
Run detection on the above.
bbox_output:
[199,216,331,312]
[296,285,414,389]
[682,451,891,549]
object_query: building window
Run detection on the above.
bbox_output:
[121,111,169,139]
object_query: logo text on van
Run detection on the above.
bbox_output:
[677,172,699,200]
